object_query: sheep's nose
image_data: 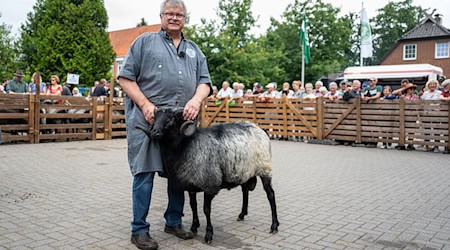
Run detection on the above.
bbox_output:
[150,129,161,139]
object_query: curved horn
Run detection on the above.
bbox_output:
[180,120,195,137]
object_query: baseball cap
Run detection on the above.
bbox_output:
[369,77,377,82]
[256,83,262,88]
[265,83,275,88]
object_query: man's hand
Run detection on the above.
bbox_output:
[183,98,202,120]
[142,102,157,124]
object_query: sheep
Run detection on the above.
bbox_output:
[137,108,279,244]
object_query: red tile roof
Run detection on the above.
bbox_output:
[109,24,161,57]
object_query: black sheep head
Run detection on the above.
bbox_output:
[136,108,196,140]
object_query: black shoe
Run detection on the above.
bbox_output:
[406,145,415,151]
[164,224,194,240]
[131,232,158,250]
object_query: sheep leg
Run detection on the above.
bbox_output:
[188,191,200,235]
[260,176,279,234]
[237,184,249,221]
[203,193,214,244]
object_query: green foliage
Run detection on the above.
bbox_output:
[370,0,427,63]
[186,0,284,89]
[136,18,148,27]
[0,13,19,79]
[18,0,115,86]
[264,0,354,83]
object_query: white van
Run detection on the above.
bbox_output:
[341,63,444,88]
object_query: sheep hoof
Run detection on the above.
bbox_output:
[204,233,213,244]
[270,223,279,234]
[190,227,198,235]
[237,217,244,221]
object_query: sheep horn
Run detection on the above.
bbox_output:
[135,125,152,138]
[180,120,195,137]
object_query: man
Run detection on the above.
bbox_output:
[6,70,28,94]
[216,80,232,100]
[342,80,362,101]
[362,78,382,101]
[0,78,8,93]
[314,80,323,96]
[91,78,107,97]
[258,83,277,102]
[118,1,212,249]
[229,82,243,100]
[90,81,99,96]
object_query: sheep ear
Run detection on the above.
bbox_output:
[180,120,195,137]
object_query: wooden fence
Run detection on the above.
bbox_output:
[1,94,449,150]
[0,94,125,144]
[201,97,450,149]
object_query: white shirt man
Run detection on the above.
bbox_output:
[217,81,233,100]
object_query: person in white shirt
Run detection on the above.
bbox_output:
[230,82,243,100]
[259,83,277,102]
[217,81,233,100]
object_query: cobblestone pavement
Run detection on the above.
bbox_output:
[0,139,449,250]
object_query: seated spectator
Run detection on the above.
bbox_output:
[258,83,277,102]
[291,80,304,98]
[362,78,382,101]
[324,82,342,101]
[230,82,243,100]
[72,87,83,97]
[380,86,398,100]
[217,81,233,100]
[342,80,362,101]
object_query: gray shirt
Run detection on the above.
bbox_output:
[119,29,212,176]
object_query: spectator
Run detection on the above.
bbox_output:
[392,79,419,97]
[72,87,83,97]
[342,80,362,101]
[46,75,62,97]
[362,78,382,101]
[421,80,441,100]
[229,82,243,100]
[338,80,347,95]
[217,81,232,100]
[402,84,419,100]
[258,83,277,102]
[244,89,254,99]
[380,85,398,100]
[440,79,450,101]
[1,78,9,93]
[314,80,323,96]
[105,81,118,97]
[90,81,99,96]
[62,83,73,96]
[303,83,316,99]
[291,80,304,98]
[318,86,328,97]
[6,70,28,94]
[281,82,294,98]
[252,83,264,97]
[91,78,107,97]
[324,82,342,101]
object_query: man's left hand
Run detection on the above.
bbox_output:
[183,98,202,120]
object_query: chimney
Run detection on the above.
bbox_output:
[434,14,442,25]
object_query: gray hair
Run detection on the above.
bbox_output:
[329,82,338,88]
[160,0,187,16]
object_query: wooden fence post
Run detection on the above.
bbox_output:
[34,94,41,144]
[283,97,288,139]
[399,97,405,147]
[92,98,97,141]
[316,97,324,140]
[225,98,230,122]
[252,98,257,124]
[356,97,362,143]
[28,94,35,144]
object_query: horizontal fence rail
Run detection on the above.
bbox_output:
[1,94,449,151]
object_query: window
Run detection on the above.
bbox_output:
[435,42,449,58]
[403,44,416,60]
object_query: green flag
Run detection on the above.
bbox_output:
[300,15,310,64]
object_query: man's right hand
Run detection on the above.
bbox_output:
[142,102,157,124]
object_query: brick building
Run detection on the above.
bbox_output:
[380,14,450,78]
[109,24,161,78]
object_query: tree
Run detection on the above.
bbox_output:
[136,18,148,27]
[371,0,427,63]
[264,0,353,83]
[186,0,284,87]
[0,13,18,78]
[18,0,116,85]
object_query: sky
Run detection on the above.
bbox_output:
[1,0,450,38]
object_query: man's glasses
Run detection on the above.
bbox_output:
[162,13,185,20]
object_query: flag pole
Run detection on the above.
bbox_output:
[360,2,364,67]
[301,37,305,85]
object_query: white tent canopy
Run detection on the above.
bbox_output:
[343,64,443,80]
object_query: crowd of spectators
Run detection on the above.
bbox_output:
[1,69,120,98]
